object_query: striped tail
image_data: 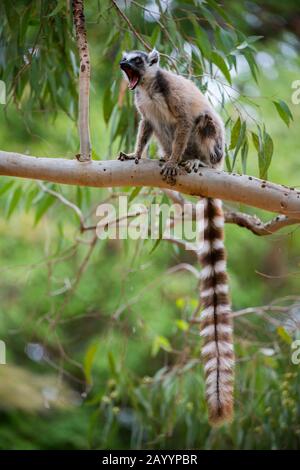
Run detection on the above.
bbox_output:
[198,198,234,426]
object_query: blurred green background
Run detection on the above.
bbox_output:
[0,0,300,449]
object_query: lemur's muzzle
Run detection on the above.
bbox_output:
[120,60,140,91]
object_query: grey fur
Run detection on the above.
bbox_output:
[119,49,225,184]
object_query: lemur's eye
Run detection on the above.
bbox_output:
[133,57,143,65]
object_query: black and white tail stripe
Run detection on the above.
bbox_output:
[198,198,234,426]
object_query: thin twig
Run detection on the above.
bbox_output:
[38,182,85,227]
[111,0,151,51]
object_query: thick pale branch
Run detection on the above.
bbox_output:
[164,189,300,234]
[72,0,91,162]
[1,150,300,219]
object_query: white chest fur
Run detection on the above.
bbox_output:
[135,87,174,128]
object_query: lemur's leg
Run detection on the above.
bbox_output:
[160,118,191,184]
[196,113,224,167]
[119,119,153,164]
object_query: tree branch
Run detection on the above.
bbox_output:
[111,0,152,52]
[1,150,300,219]
[164,189,300,234]
[225,211,299,236]
[72,0,91,162]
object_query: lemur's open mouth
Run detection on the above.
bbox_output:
[120,64,140,90]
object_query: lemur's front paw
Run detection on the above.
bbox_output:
[182,159,208,173]
[160,160,178,185]
[210,144,223,165]
[118,152,141,164]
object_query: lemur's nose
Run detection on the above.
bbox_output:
[119,59,128,66]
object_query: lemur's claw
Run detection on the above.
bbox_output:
[160,161,178,185]
[158,157,167,167]
[118,152,137,162]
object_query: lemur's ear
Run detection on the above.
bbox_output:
[148,48,159,66]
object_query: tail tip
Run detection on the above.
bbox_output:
[209,404,233,427]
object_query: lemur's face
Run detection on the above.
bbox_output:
[120,49,160,90]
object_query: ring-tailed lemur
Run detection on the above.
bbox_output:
[118,48,234,426]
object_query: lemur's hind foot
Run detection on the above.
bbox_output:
[197,113,217,138]
[196,113,224,167]
[118,152,140,164]
[182,159,208,173]
[210,142,223,165]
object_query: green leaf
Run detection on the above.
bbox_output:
[273,100,293,127]
[253,128,274,179]
[92,149,100,160]
[241,138,249,174]
[206,0,231,23]
[34,194,56,225]
[25,186,38,213]
[229,117,241,150]
[243,50,258,83]
[232,121,246,169]
[151,335,172,357]
[6,186,22,219]
[149,235,162,255]
[3,1,19,32]
[236,41,249,51]
[237,36,263,50]
[175,319,189,331]
[225,146,232,172]
[277,326,292,345]
[19,5,32,44]
[211,51,231,84]
[107,351,118,377]
[200,6,217,29]
[103,86,114,124]
[149,205,167,254]
[215,27,235,54]
[247,35,264,44]
[176,298,185,309]
[192,21,212,60]
[0,180,14,197]
[129,186,142,203]
[262,132,274,177]
[251,132,260,152]
[84,343,99,386]
[76,187,83,208]
[150,25,161,45]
